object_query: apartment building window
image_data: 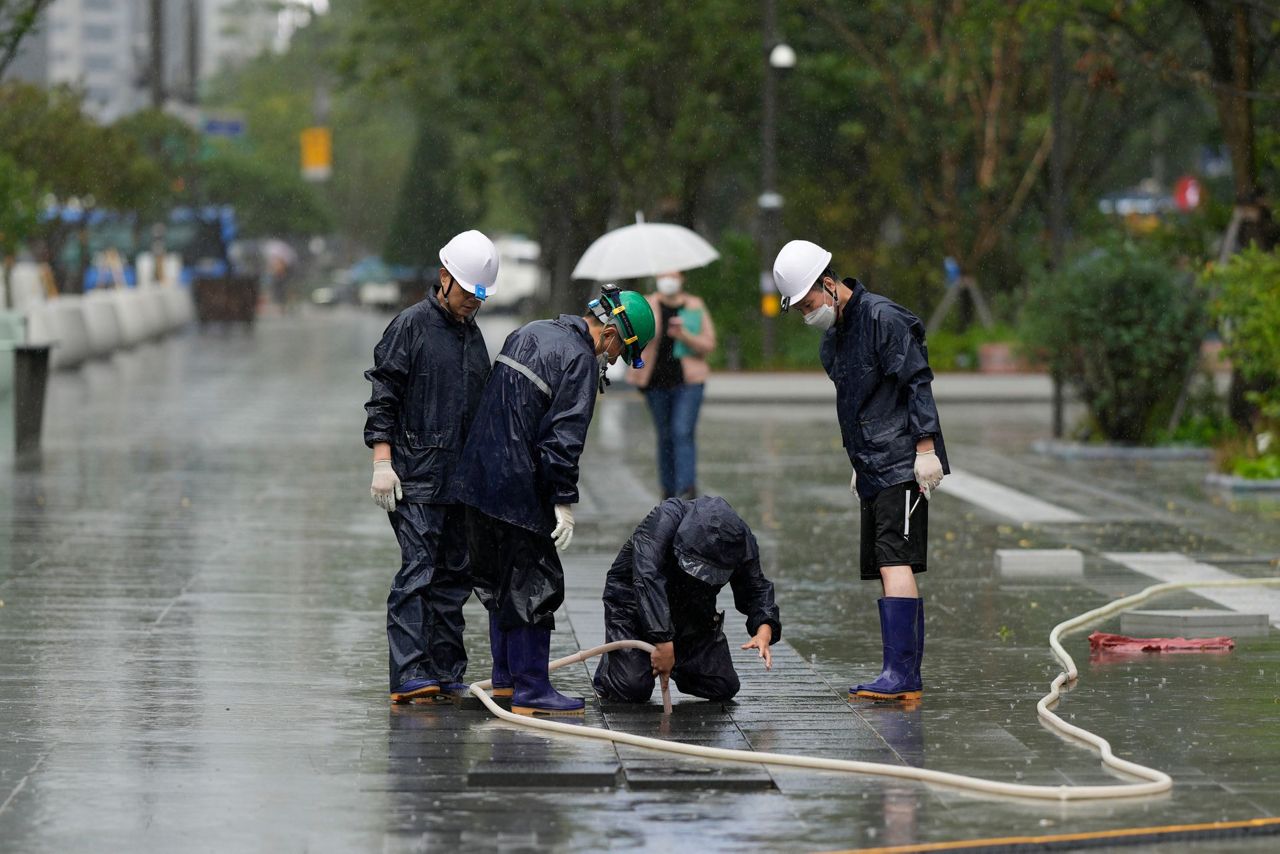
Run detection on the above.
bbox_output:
[84,55,116,73]
[83,24,116,42]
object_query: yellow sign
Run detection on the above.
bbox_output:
[761,293,781,318]
[300,127,332,181]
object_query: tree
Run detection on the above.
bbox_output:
[0,0,52,78]
[383,121,477,268]
[0,150,38,308]
[203,2,416,250]
[354,0,759,312]
[1080,0,1280,218]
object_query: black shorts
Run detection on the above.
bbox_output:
[859,481,929,581]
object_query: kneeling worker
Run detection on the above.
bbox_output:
[593,496,781,704]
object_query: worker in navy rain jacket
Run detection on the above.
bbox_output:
[771,239,950,703]
[364,230,497,704]
[453,285,655,716]
[592,496,781,704]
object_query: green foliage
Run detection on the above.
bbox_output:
[1204,248,1280,422]
[0,150,37,254]
[0,83,164,210]
[927,325,1020,372]
[356,0,760,311]
[1152,374,1236,446]
[203,4,415,248]
[1022,240,1207,443]
[383,122,478,267]
[200,149,332,237]
[1231,454,1280,481]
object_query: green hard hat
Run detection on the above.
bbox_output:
[613,289,655,364]
[590,286,656,368]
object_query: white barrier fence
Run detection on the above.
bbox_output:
[11,271,194,371]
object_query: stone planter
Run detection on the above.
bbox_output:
[1205,472,1280,492]
[1032,439,1213,461]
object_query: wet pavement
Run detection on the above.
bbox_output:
[2,309,1278,852]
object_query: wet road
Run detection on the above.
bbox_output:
[2,309,1278,852]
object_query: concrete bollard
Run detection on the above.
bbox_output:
[160,287,195,329]
[112,289,146,347]
[49,297,90,370]
[138,288,169,339]
[83,290,123,357]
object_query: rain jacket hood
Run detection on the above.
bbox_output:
[672,496,756,588]
[604,496,781,645]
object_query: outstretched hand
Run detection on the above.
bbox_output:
[741,625,774,670]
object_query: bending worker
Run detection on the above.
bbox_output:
[364,230,497,704]
[453,285,655,716]
[772,240,949,702]
[593,496,781,704]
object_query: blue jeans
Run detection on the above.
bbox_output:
[644,383,705,497]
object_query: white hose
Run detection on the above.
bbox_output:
[469,577,1280,802]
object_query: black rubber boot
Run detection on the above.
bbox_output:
[489,611,513,698]
[851,597,923,700]
[508,625,585,716]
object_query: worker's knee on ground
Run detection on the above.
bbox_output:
[674,668,740,702]
[593,669,655,703]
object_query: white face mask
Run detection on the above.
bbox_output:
[803,287,837,331]
[656,276,682,296]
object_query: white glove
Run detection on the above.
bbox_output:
[914,450,944,500]
[849,469,857,494]
[551,504,575,551]
[371,460,402,512]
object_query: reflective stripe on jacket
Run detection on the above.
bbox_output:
[452,315,598,533]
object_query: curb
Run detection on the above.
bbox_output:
[1032,439,1213,461]
[1205,473,1280,492]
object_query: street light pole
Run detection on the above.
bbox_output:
[759,0,790,364]
[150,0,165,109]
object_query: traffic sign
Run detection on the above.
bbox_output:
[1174,176,1202,211]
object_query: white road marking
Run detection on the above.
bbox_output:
[1103,552,1280,628]
[938,469,1086,524]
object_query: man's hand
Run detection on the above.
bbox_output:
[914,450,943,500]
[551,505,575,550]
[650,641,675,678]
[371,460,402,511]
[849,469,857,494]
[741,625,773,670]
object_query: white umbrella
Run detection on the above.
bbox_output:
[572,213,720,280]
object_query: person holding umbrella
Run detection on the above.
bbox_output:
[629,271,718,499]
[771,239,949,702]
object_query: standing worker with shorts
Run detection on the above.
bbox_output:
[365,230,498,704]
[453,285,655,716]
[772,240,949,701]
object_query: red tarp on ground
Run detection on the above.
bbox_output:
[1088,631,1235,653]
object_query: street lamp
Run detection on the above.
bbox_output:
[759,0,793,363]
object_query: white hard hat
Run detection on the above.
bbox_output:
[772,239,832,309]
[439,230,500,300]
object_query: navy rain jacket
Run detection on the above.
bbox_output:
[363,291,491,503]
[603,496,782,645]
[820,279,950,501]
[452,315,598,534]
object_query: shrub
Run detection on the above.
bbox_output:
[1203,248,1280,423]
[1021,241,1206,444]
